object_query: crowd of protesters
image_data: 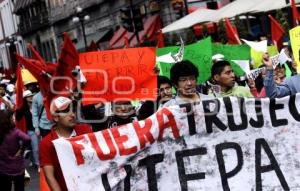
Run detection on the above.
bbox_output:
[0,40,299,191]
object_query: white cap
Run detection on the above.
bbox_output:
[23,90,34,98]
[50,96,72,114]
[6,84,15,92]
[0,79,10,85]
[212,54,225,62]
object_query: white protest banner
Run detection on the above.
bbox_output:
[54,94,300,191]
[246,67,265,80]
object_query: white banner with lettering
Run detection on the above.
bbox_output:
[54,94,300,191]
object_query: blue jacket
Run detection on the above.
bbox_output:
[32,92,53,130]
[264,69,300,98]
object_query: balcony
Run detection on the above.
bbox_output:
[49,0,105,23]
[18,13,49,36]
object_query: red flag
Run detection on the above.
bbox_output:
[268,15,285,49]
[16,55,50,95]
[17,34,78,120]
[15,64,27,132]
[16,55,53,120]
[157,30,165,48]
[53,32,78,95]
[124,36,129,48]
[28,44,57,74]
[28,44,46,66]
[224,18,241,44]
[88,40,98,52]
[291,0,300,26]
[3,68,12,79]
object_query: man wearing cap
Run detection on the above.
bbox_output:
[39,96,92,191]
[6,84,16,105]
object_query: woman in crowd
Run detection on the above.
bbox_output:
[0,110,31,191]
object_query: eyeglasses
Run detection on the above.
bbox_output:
[159,86,172,92]
[55,105,75,114]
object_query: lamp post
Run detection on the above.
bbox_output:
[72,6,90,51]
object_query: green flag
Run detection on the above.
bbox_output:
[212,44,251,76]
[156,37,213,83]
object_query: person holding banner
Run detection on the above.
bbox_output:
[247,65,267,98]
[138,76,173,120]
[162,60,212,107]
[263,53,300,98]
[106,101,138,129]
[39,96,92,191]
[211,60,253,98]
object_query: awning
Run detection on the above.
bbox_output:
[130,14,161,47]
[212,0,261,22]
[109,30,134,49]
[162,9,217,33]
[97,28,113,43]
[250,0,291,13]
[109,27,127,48]
[162,0,298,33]
[109,14,161,49]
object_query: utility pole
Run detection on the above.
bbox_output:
[129,0,140,46]
[183,0,189,15]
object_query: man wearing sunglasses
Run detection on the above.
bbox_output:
[39,96,92,191]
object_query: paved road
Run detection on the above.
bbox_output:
[23,157,40,191]
[25,165,39,191]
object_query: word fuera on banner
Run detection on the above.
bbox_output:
[79,47,157,105]
[54,94,300,191]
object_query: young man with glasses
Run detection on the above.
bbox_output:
[39,96,92,191]
[162,60,212,107]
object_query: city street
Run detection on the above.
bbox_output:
[26,166,39,191]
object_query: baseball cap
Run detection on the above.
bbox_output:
[50,96,72,114]
[212,54,225,62]
[6,84,15,93]
[23,90,34,98]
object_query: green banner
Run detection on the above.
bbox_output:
[212,44,251,76]
[157,37,212,84]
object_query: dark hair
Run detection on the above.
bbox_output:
[0,83,6,89]
[158,76,171,87]
[0,110,14,145]
[170,60,199,85]
[211,60,231,77]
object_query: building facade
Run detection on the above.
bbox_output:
[10,0,225,62]
[0,0,26,71]
[14,0,57,63]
